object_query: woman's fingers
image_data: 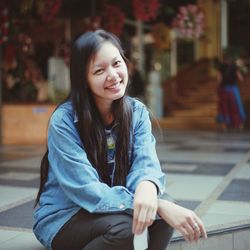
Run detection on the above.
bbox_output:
[133,206,156,234]
[157,200,207,242]
[133,206,147,234]
[178,222,201,242]
[187,216,207,242]
[133,181,158,235]
[184,223,195,242]
[193,223,201,242]
[132,203,140,233]
[194,216,207,239]
[148,208,157,226]
[178,226,190,242]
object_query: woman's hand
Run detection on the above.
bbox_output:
[133,181,158,235]
[158,199,207,242]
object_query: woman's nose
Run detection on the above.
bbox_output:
[107,67,118,82]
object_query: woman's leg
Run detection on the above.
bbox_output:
[52,209,134,250]
[148,219,174,250]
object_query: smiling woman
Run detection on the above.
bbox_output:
[87,42,128,123]
[33,29,206,250]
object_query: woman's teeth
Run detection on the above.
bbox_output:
[107,82,120,89]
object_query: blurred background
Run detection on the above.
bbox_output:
[1,0,250,145]
[1,2,250,249]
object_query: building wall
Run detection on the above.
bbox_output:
[196,0,222,60]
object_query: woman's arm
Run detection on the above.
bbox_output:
[47,108,134,213]
[126,102,165,234]
[132,180,158,234]
[126,103,166,195]
[157,199,207,242]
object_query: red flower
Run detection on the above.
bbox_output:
[0,3,9,45]
[133,0,160,21]
[39,0,61,22]
[102,4,125,36]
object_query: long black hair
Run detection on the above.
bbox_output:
[35,30,132,206]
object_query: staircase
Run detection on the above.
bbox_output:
[158,79,218,130]
[156,57,250,131]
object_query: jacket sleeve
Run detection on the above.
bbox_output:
[47,109,133,213]
[126,104,166,195]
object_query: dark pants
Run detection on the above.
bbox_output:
[52,209,174,250]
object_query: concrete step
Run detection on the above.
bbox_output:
[168,224,250,250]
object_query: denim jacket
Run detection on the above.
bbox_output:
[33,97,166,249]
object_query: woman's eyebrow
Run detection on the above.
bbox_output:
[92,63,104,69]
[92,56,120,69]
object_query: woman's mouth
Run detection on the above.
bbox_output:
[106,81,122,90]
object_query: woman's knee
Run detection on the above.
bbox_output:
[104,214,134,245]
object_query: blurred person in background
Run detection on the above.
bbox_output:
[216,54,247,131]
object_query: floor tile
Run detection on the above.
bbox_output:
[193,163,235,176]
[0,186,37,209]
[0,157,42,169]
[218,179,250,202]
[165,174,223,200]
[173,146,199,151]
[224,147,250,153]
[0,200,34,229]
[159,151,242,164]
[0,172,39,181]
[0,178,39,188]
[161,163,198,173]
[175,200,201,210]
[0,166,38,174]
[0,230,21,244]
[186,140,250,148]
[202,201,250,227]
[162,162,235,176]
[0,231,45,250]
[235,163,250,179]
[205,201,250,216]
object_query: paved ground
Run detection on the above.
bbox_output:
[0,129,250,249]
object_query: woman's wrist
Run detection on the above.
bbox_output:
[157,199,169,215]
[157,199,176,220]
[137,180,158,194]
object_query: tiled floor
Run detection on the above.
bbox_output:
[0,129,250,249]
[156,130,250,234]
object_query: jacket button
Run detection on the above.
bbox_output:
[119,203,125,209]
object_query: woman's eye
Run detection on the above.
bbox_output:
[94,69,104,75]
[114,60,121,66]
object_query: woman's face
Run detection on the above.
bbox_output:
[87,42,128,109]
